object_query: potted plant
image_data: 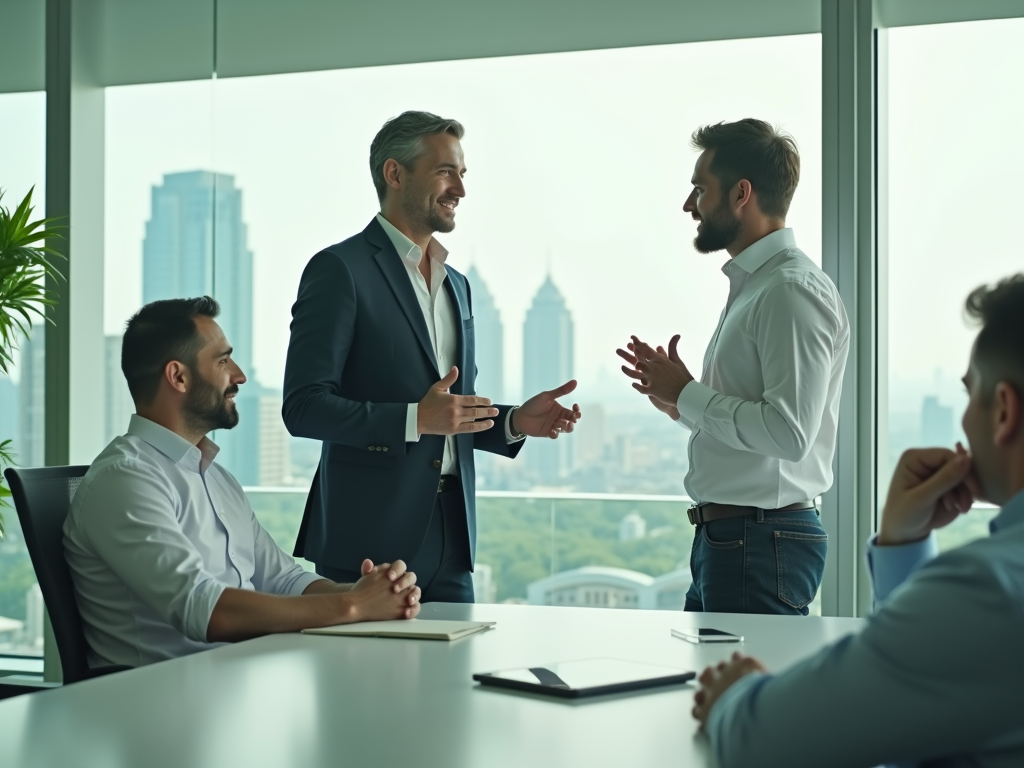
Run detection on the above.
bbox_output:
[0,187,64,539]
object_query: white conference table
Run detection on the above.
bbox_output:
[0,603,863,768]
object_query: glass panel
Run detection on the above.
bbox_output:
[246,488,822,615]
[0,90,47,662]
[108,33,822,608]
[884,18,1024,551]
[104,78,217,444]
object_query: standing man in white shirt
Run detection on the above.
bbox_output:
[65,298,422,669]
[283,111,581,603]
[618,119,850,614]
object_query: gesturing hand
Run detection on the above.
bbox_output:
[348,558,421,621]
[514,380,582,439]
[616,334,695,407]
[418,366,499,436]
[692,653,767,728]
[877,443,981,546]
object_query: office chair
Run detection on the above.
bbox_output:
[4,466,131,684]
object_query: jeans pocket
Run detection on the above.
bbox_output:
[701,521,744,550]
[775,530,828,610]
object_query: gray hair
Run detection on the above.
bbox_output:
[369,111,465,202]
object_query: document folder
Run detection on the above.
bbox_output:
[302,619,495,641]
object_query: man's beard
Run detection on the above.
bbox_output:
[183,373,239,435]
[403,196,455,235]
[693,197,742,254]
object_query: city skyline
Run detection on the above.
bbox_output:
[141,170,262,484]
[522,275,575,483]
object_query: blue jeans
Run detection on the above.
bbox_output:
[684,508,827,615]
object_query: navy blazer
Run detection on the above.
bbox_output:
[283,217,523,571]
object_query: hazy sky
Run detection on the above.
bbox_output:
[101,33,823,404]
[885,19,1024,411]
[3,18,1022,411]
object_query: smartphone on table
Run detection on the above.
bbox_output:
[672,627,743,644]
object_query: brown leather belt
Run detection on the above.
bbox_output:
[687,501,816,526]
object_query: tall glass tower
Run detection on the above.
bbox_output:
[466,266,504,402]
[143,171,253,374]
[522,275,574,483]
[142,171,259,483]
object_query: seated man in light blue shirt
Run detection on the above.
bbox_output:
[65,297,422,669]
[692,273,1024,768]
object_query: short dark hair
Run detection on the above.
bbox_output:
[369,111,465,203]
[121,296,220,406]
[691,119,801,219]
[965,274,1024,402]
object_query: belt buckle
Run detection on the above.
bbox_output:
[687,505,701,525]
[437,477,447,494]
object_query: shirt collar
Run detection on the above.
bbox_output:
[127,414,220,474]
[730,228,797,275]
[375,213,449,268]
[991,487,1024,534]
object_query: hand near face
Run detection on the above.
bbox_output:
[515,380,582,439]
[692,653,767,728]
[877,443,981,546]
[616,335,695,407]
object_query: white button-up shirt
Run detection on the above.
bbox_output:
[676,228,850,508]
[376,214,520,476]
[64,415,320,668]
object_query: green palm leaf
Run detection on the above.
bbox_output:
[0,186,66,538]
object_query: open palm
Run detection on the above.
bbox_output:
[515,380,582,439]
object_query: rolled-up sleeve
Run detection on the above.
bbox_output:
[248,508,321,596]
[76,461,226,643]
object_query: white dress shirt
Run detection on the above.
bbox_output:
[63,415,320,668]
[375,214,520,476]
[677,228,850,508]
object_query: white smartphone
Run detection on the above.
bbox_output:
[672,627,744,644]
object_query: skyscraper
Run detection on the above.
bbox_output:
[921,395,955,447]
[104,335,134,444]
[18,328,45,468]
[143,171,253,374]
[142,171,258,481]
[257,393,292,487]
[466,266,504,402]
[0,375,17,450]
[522,275,574,483]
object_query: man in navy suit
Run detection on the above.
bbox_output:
[283,111,581,603]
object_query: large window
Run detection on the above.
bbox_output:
[103,33,821,608]
[0,90,46,663]
[883,17,1024,551]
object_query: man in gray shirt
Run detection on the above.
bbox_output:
[65,297,422,668]
[692,274,1024,768]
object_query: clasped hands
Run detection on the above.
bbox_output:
[616,334,695,418]
[348,558,422,620]
[418,365,581,439]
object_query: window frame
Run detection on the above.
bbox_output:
[3,0,1020,680]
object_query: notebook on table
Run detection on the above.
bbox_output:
[302,619,496,641]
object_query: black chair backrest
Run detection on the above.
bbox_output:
[4,465,92,684]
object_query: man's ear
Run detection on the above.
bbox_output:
[383,158,404,192]
[164,360,189,395]
[992,381,1021,446]
[733,179,754,214]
